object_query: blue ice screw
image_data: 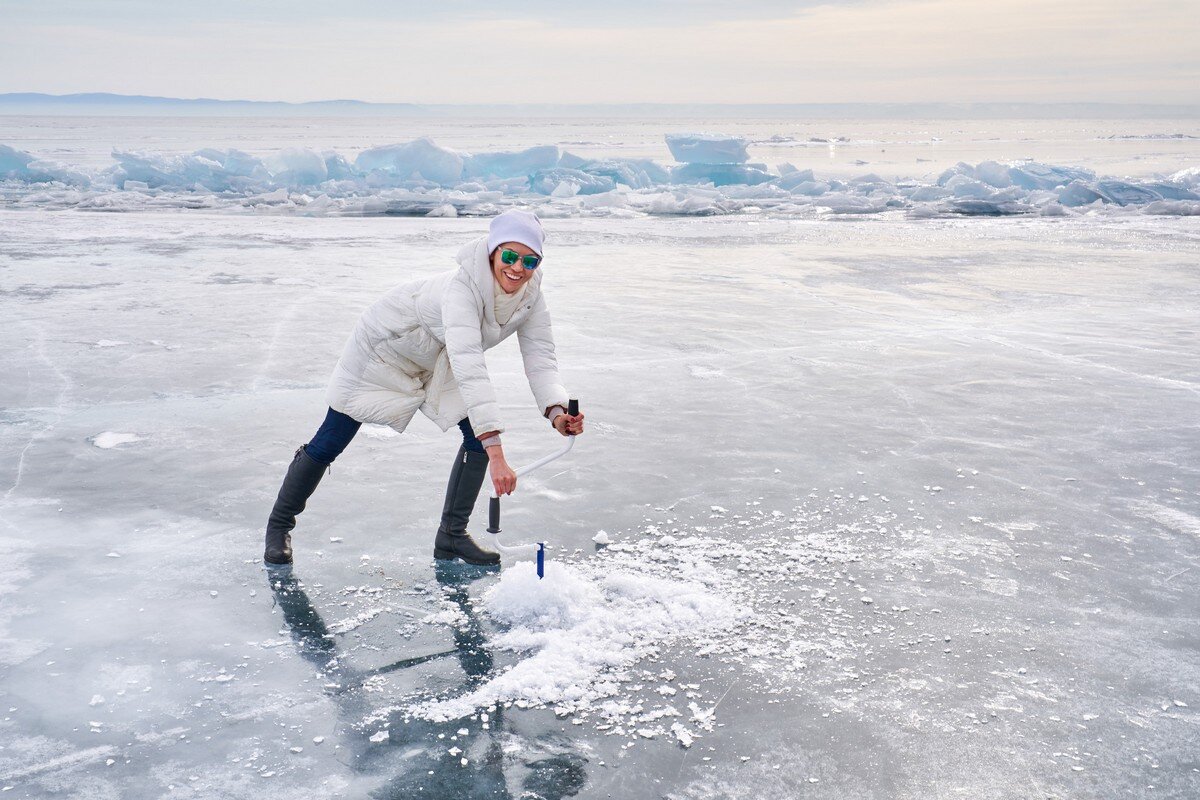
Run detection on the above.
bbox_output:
[536,543,545,579]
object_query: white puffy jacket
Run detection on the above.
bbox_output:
[326,234,568,436]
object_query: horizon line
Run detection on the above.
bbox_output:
[3,92,1199,109]
[4,93,1199,121]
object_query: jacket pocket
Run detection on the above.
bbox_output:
[378,323,441,370]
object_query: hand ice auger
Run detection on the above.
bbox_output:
[486,399,579,579]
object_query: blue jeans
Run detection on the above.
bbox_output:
[303,408,483,465]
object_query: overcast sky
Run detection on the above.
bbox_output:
[3,0,1197,104]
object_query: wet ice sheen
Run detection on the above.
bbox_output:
[1,212,1198,798]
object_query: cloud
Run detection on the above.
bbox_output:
[1,0,1196,103]
[3,0,857,29]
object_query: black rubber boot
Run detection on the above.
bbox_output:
[434,447,501,566]
[264,446,329,565]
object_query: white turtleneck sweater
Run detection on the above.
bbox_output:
[493,280,527,326]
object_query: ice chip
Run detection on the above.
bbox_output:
[671,722,694,748]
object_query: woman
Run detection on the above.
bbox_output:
[263,209,584,567]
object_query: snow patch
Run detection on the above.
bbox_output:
[90,432,144,449]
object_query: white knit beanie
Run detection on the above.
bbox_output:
[487,209,545,257]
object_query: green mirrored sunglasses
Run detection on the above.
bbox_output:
[499,248,542,270]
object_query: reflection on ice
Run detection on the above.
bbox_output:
[265,561,589,798]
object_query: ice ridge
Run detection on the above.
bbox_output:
[1,139,1197,219]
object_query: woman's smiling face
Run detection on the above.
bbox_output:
[490,242,538,294]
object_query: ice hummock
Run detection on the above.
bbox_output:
[0,143,89,186]
[529,167,616,196]
[354,137,464,184]
[664,133,770,188]
[463,145,560,180]
[665,133,750,164]
[264,147,331,187]
[2,138,1198,218]
[111,148,268,191]
[938,160,1095,191]
[670,162,775,187]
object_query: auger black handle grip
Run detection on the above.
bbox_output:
[488,497,500,534]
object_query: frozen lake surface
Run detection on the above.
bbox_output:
[1,209,1199,798]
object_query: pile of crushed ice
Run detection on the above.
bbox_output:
[413,560,743,730]
[355,494,900,751]
[3,134,1197,218]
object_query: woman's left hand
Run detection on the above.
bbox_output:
[553,412,585,437]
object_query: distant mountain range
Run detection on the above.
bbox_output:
[0,92,401,113]
[2,93,1197,118]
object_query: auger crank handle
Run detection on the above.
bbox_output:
[488,399,580,514]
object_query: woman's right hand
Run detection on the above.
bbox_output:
[487,450,517,495]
